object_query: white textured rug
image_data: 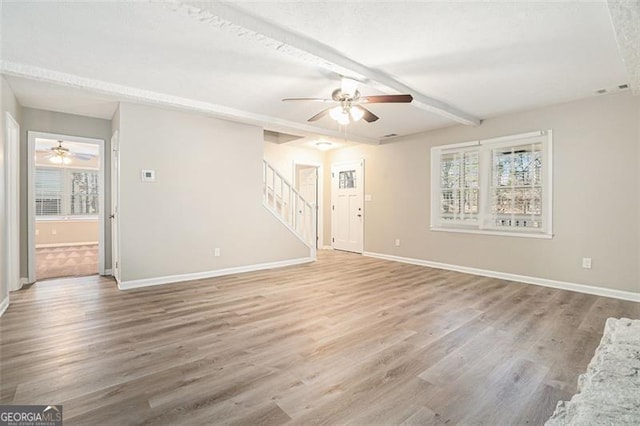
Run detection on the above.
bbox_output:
[546,317,640,425]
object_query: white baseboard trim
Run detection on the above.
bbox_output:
[0,295,9,317]
[103,269,113,276]
[36,241,98,248]
[363,251,640,302]
[118,256,316,290]
[321,246,333,250]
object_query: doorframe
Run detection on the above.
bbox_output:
[5,112,20,291]
[27,131,106,283]
[110,130,121,284]
[330,159,365,254]
[292,160,323,249]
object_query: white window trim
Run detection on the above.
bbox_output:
[430,130,553,239]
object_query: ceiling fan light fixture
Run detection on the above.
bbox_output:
[49,140,72,165]
[330,106,350,125]
[284,80,410,124]
[50,154,71,165]
[350,106,365,122]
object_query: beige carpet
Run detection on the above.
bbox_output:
[36,244,98,280]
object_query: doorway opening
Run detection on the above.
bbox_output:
[28,132,105,282]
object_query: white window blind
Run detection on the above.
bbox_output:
[439,149,479,224]
[35,168,63,216]
[35,167,99,218]
[489,142,543,230]
[431,131,552,238]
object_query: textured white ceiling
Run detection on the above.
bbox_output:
[0,1,632,141]
[8,77,119,120]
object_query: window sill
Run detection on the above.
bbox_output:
[36,216,99,222]
[430,227,553,239]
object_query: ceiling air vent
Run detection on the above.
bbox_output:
[383,133,398,138]
[594,84,629,96]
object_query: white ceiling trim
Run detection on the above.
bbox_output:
[0,61,378,145]
[171,1,481,126]
[607,0,640,95]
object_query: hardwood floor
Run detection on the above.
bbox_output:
[1,250,638,425]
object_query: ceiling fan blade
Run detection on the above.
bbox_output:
[359,94,413,103]
[308,108,331,122]
[74,153,93,161]
[360,106,379,123]
[282,97,334,103]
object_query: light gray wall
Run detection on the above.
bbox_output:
[1,75,22,306]
[118,103,308,282]
[20,107,112,277]
[328,92,640,294]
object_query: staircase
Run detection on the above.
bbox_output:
[263,160,317,258]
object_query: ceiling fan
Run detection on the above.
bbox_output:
[282,78,413,125]
[46,140,93,165]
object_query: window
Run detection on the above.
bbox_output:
[35,167,99,218]
[339,170,357,189]
[35,168,63,216]
[439,149,479,224]
[431,130,552,238]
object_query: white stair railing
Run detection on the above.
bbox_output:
[263,160,316,256]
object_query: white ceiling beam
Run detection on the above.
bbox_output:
[607,0,640,95]
[0,61,378,145]
[172,1,481,126]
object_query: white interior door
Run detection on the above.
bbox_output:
[110,131,121,283]
[5,113,20,291]
[295,164,318,248]
[331,160,364,253]
[296,165,317,205]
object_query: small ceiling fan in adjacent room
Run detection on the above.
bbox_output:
[282,78,413,125]
[46,140,93,165]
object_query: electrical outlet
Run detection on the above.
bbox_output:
[214,248,220,257]
[395,238,401,247]
[582,258,592,269]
